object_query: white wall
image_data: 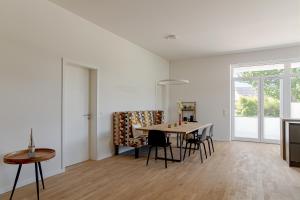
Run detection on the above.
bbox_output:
[170,46,300,141]
[0,0,169,194]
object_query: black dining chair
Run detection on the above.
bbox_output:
[206,124,214,155]
[183,127,208,163]
[146,130,174,168]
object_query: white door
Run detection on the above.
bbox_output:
[64,64,90,167]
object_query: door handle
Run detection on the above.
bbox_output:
[82,114,91,120]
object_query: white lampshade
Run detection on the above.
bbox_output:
[157,79,189,85]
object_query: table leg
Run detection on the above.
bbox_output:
[38,162,45,189]
[180,134,183,161]
[9,164,22,200]
[34,163,40,200]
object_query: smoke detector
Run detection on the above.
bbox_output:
[165,34,177,40]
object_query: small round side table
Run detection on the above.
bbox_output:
[3,148,56,200]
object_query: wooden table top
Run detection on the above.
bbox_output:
[3,148,56,165]
[136,122,212,134]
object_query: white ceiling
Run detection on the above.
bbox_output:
[50,0,300,61]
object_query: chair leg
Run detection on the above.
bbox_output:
[210,138,215,152]
[202,142,207,159]
[207,139,211,156]
[135,148,139,159]
[188,143,192,156]
[169,145,174,161]
[164,147,167,168]
[193,143,196,154]
[146,146,152,166]
[199,144,203,163]
[155,146,158,160]
[183,142,188,160]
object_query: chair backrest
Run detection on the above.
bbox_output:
[199,127,207,141]
[208,124,214,137]
[148,130,167,147]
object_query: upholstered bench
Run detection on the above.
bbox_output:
[113,110,164,158]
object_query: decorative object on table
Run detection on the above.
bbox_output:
[174,123,177,127]
[28,128,35,157]
[4,148,56,200]
[168,124,172,128]
[177,101,183,125]
[189,115,194,122]
[180,102,197,122]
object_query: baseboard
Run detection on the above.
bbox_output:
[214,138,231,142]
[97,153,113,160]
[0,168,65,195]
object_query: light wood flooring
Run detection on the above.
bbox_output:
[2,141,300,200]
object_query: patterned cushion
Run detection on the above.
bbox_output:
[113,110,164,148]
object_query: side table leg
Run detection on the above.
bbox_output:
[34,162,40,200]
[9,164,22,200]
[38,162,45,189]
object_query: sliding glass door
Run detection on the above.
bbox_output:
[232,61,300,143]
[233,79,259,141]
[262,78,282,142]
[232,64,284,143]
[290,62,300,118]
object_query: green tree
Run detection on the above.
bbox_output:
[291,67,300,102]
[264,97,280,117]
[236,68,300,117]
[240,69,281,99]
[240,69,300,102]
[236,97,258,117]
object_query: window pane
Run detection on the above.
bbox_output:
[291,62,300,74]
[233,64,284,78]
[263,79,281,140]
[234,80,258,139]
[291,77,300,118]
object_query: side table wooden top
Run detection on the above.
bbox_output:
[3,148,55,164]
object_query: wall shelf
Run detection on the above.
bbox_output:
[181,102,196,121]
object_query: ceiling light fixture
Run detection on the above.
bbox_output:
[165,34,177,40]
[157,79,189,85]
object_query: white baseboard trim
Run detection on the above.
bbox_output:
[97,153,113,160]
[213,138,231,142]
[0,168,65,195]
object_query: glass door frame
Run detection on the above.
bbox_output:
[231,71,285,144]
[231,77,261,142]
[260,77,283,144]
[231,59,300,144]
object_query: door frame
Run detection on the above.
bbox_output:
[231,77,261,142]
[61,58,99,169]
[260,77,283,144]
[230,69,284,144]
[230,59,300,144]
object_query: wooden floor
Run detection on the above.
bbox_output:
[2,141,300,200]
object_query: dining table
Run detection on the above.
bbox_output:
[136,122,212,162]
